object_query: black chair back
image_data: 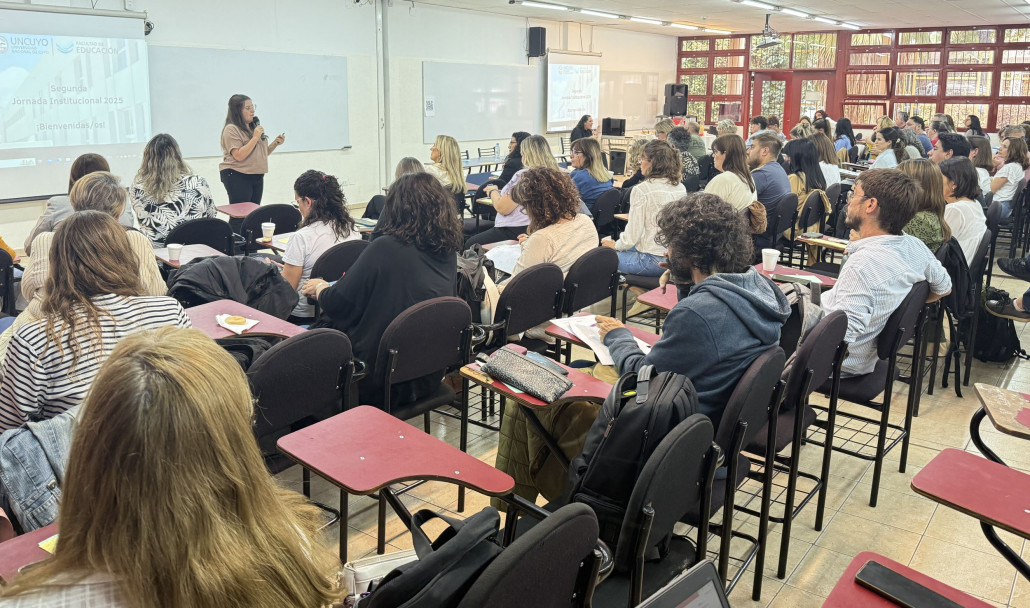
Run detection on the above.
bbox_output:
[363,194,386,219]
[986,200,1002,235]
[825,183,841,208]
[563,247,619,316]
[242,204,301,253]
[310,240,369,283]
[492,263,564,340]
[772,193,799,238]
[0,250,14,316]
[970,229,992,286]
[377,296,472,385]
[697,154,719,185]
[458,504,599,608]
[593,189,622,235]
[165,217,235,255]
[783,311,848,409]
[713,346,787,454]
[797,190,826,234]
[877,282,930,361]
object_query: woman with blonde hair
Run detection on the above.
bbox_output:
[897,159,952,253]
[0,212,190,431]
[130,133,215,246]
[569,137,613,212]
[654,118,675,140]
[425,134,465,196]
[0,327,342,607]
[868,115,895,149]
[621,137,651,189]
[790,122,815,140]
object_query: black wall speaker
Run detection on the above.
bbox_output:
[609,150,627,175]
[529,27,546,57]
[663,83,688,117]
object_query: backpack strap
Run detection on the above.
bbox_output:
[636,365,655,404]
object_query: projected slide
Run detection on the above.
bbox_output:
[0,33,151,199]
[547,63,599,133]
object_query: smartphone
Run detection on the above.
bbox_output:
[525,351,569,376]
[855,561,963,608]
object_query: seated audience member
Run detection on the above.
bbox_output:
[810,132,842,188]
[745,115,772,148]
[302,173,462,406]
[569,137,614,211]
[654,118,675,141]
[782,138,830,249]
[870,127,909,169]
[992,137,1030,218]
[767,115,786,140]
[815,110,836,134]
[497,131,531,184]
[472,135,554,247]
[935,113,957,132]
[939,157,987,264]
[425,134,466,202]
[790,122,815,140]
[797,115,813,130]
[23,153,134,253]
[894,111,910,129]
[968,136,996,196]
[822,169,952,377]
[685,121,708,158]
[869,115,896,150]
[0,212,190,431]
[1,172,166,359]
[571,114,600,142]
[506,168,598,281]
[906,116,934,155]
[899,129,927,164]
[666,127,701,191]
[603,140,685,276]
[926,120,951,149]
[705,135,757,213]
[0,327,342,607]
[129,133,215,247]
[930,132,971,164]
[748,132,791,212]
[834,118,856,153]
[620,137,650,189]
[897,159,951,253]
[965,114,985,137]
[812,118,833,140]
[281,170,360,323]
[364,157,425,219]
[716,119,738,137]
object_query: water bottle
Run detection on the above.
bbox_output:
[495,143,500,158]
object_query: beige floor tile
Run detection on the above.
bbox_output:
[858,461,923,495]
[814,511,921,564]
[768,584,828,608]
[908,536,1017,604]
[784,545,855,598]
[727,572,785,608]
[923,499,1026,557]
[839,481,936,535]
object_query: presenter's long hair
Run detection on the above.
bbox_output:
[575,115,591,131]
[433,135,465,194]
[0,327,344,608]
[294,169,354,239]
[225,93,255,134]
[135,134,193,203]
[520,135,559,170]
[378,173,463,254]
[571,137,612,183]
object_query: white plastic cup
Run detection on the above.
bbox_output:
[167,243,183,262]
[261,222,276,240]
[761,248,779,272]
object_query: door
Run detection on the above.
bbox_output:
[752,71,837,134]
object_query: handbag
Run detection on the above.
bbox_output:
[343,549,418,599]
[481,346,572,403]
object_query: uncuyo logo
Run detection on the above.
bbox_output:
[0,37,9,55]
[55,38,75,54]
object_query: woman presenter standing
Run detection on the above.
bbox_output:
[219,94,285,204]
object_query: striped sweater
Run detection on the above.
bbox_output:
[0,294,191,431]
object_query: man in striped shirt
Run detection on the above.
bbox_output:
[822,169,952,376]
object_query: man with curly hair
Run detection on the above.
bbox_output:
[596,192,791,423]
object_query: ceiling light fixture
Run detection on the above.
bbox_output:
[669,23,700,29]
[840,22,861,30]
[704,28,732,34]
[580,9,619,18]
[740,0,775,9]
[629,16,662,25]
[813,16,839,24]
[779,8,810,18]
[517,1,567,10]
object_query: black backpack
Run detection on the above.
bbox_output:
[974,287,1030,363]
[455,245,496,324]
[215,336,281,371]
[565,365,699,547]
[937,239,977,324]
[360,508,502,608]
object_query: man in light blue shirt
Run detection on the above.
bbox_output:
[905,116,933,157]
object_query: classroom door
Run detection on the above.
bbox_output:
[752,72,837,133]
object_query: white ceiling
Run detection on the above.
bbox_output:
[412,0,1030,36]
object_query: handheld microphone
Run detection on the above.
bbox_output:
[253,116,267,140]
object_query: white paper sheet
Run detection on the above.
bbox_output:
[484,243,522,275]
[552,317,652,366]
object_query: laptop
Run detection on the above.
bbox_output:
[636,560,731,608]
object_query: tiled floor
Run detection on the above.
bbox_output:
[276,272,1030,607]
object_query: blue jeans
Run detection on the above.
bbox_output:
[1001,200,1014,220]
[616,248,664,276]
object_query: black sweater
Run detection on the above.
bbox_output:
[497,157,524,185]
[571,126,593,142]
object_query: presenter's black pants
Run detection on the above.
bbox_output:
[220,169,264,205]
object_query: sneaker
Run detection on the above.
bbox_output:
[986,297,1030,322]
[998,257,1030,282]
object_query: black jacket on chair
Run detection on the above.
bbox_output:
[167,255,299,319]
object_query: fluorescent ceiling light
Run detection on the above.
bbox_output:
[813,16,838,24]
[780,8,810,18]
[841,22,861,30]
[704,28,732,34]
[520,1,567,10]
[629,16,662,24]
[580,9,618,18]
[669,23,700,29]
[740,0,775,9]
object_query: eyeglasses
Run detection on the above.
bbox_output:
[244,104,256,111]
[571,150,584,156]
[846,190,867,203]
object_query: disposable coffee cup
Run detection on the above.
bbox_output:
[761,248,779,272]
[261,222,276,240]
[167,243,183,262]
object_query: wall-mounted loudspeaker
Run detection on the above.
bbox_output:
[529,27,546,57]
[663,83,688,117]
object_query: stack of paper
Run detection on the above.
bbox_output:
[484,243,522,275]
[551,317,652,366]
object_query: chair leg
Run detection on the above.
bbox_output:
[869,391,892,508]
[925,309,943,400]
[816,400,836,531]
[303,467,311,499]
[777,405,806,579]
[458,377,469,513]
[964,304,980,386]
[377,493,387,554]
[423,412,430,433]
[753,421,777,600]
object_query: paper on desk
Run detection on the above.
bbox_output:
[552,317,652,366]
[38,534,58,554]
[777,273,823,285]
[215,314,260,335]
[484,243,522,275]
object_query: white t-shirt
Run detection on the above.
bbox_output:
[943,199,987,264]
[976,167,991,199]
[282,220,362,318]
[703,171,755,212]
[819,162,841,188]
[994,163,1024,201]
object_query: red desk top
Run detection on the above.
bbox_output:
[0,523,58,584]
[153,244,226,269]
[824,551,992,608]
[186,299,306,340]
[215,202,261,218]
[756,263,838,288]
[545,313,660,348]
[277,406,514,496]
[912,448,1030,541]
[460,360,612,410]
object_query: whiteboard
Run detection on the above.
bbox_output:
[148,46,349,158]
[600,70,660,132]
[422,61,542,144]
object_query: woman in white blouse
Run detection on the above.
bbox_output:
[704,135,757,212]
[602,140,685,276]
[992,137,1030,218]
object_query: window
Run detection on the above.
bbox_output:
[715,38,746,50]
[997,104,1030,125]
[792,33,837,69]
[945,71,992,96]
[680,56,708,69]
[685,101,706,121]
[681,40,709,52]
[895,71,939,96]
[852,32,893,46]
[1003,50,1030,64]
[894,102,938,120]
[899,31,942,45]
[1000,71,1030,97]
[847,72,889,96]
[714,55,745,68]
[679,74,707,96]
[949,29,996,44]
[943,103,989,123]
[898,51,941,65]
[714,101,742,123]
[1004,28,1030,43]
[850,52,891,66]
[948,50,995,64]
[750,35,791,69]
[712,73,744,96]
[843,103,888,127]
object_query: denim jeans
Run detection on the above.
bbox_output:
[616,247,664,276]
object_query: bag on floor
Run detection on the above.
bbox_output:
[974,287,1029,363]
[566,365,699,547]
[456,245,496,324]
[343,549,418,600]
[359,507,502,608]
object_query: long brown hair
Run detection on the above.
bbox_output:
[512,167,580,231]
[711,135,755,192]
[0,328,343,607]
[40,211,143,368]
[224,93,255,136]
[378,172,463,254]
[642,139,682,186]
[809,132,841,167]
[66,153,109,191]
[898,159,952,242]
